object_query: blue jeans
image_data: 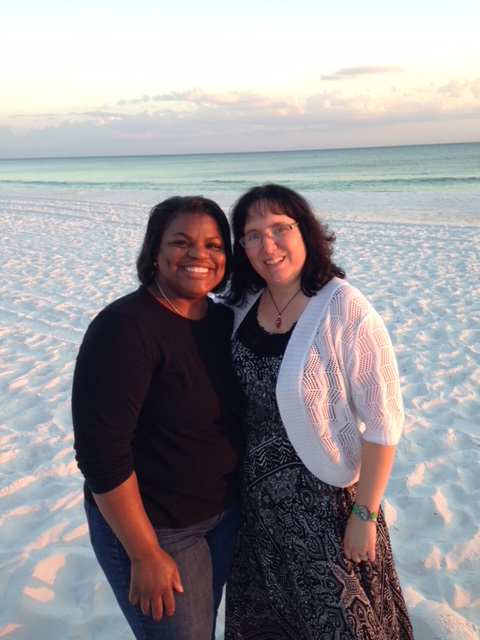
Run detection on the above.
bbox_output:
[85,499,240,640]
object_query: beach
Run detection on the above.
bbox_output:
[0,188,479,639]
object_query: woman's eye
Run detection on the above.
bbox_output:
[208,243,222,250]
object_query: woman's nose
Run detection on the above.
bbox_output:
[188,243,209,257]
[261,233,278,251]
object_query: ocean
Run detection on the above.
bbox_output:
[1,142,479,226]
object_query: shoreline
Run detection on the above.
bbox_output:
[2,187,480,229]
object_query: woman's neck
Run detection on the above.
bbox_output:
[148,282,208,320]
[259,280,308,333]
[265,278,302,303]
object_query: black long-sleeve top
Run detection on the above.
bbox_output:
[72,286,244,528]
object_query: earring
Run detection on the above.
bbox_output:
[153,262,158,268]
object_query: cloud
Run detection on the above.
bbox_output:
[2,77,479,158]
[437,78,469,98]
[117,89,287,110]
[13,111,126,119]
[436,77,480,100]
[471,79,480,99]
[321,66,404,81]
[118,95,151,106]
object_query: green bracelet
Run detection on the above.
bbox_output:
[352,502,378,522]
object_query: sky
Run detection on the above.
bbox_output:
[1,0,479,158]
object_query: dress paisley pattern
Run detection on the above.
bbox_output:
[225,302,414,640]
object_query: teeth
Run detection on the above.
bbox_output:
[265,257,284,266]
[185,266,209,273]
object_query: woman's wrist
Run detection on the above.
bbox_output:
[351,502,378,522]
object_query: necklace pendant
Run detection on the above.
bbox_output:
[267,287,301,331]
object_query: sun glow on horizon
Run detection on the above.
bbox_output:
[1,0,479,158]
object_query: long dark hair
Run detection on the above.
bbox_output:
[226,184,345,305]
[136,195,232,293]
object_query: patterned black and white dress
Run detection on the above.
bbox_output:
[225,301,414,640]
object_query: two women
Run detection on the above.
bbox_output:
[224,184,414,640]
[73,185,413,640]
[72,196,244,640]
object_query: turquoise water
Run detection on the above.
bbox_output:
[1,143,479,225]
[1,143,478,192]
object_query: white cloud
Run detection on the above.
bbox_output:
[438,78,470,98]
[470,79,480,99]
[321,66,404,81]
[117,89,289,111]
[2,76,479,158]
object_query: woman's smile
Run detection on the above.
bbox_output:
[155,212,226,304]
[244,210,306,288]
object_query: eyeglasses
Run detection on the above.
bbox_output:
[239,222,299,249]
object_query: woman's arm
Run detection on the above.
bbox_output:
[73,303,184,618]
[92,472,183,621]
[342,292,403,563]
[342,441,397,563]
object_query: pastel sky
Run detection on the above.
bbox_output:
[1,0,479,158]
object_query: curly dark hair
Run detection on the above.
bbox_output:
[136,195,232,293]
[225,183,345,305]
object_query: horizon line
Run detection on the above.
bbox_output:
[1,140,479,163]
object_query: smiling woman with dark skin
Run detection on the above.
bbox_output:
[72,196,244,640]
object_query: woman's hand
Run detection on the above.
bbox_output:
[343,515,376,564]
[93,472,184,620]
[343,441,397,564]
[129,547,184,621]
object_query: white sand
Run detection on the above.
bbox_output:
[1,190,479,639]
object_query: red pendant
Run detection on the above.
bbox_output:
[275,315,282,329]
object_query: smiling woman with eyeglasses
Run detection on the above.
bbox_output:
[238,222,299,249]
[222,184,414,640]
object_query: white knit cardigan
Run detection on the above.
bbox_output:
[232,277,404,488]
